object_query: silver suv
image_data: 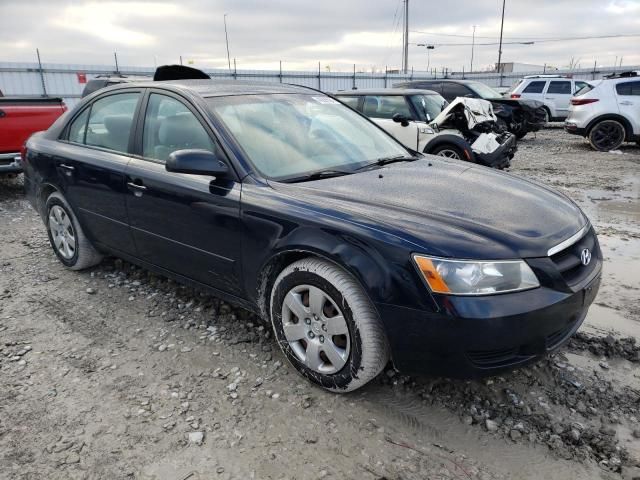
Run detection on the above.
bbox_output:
[509,75,591,122]
[564,72,640,151]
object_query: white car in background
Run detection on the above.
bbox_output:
[333,89,517,169]
[508,75,592,122]
[564,71,640,151]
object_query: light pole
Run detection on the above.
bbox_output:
[497,0,506,85]
[224,14,231,71]
[417,44,435,72]
[470,25,477,73]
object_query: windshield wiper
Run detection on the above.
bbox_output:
[280,169,353,183]
[354,155,418,171]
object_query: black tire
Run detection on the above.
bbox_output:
[515,130,528,140]
[542,107,551,125]
[270,257,389,392]
[45,191,103,270]
[588,120,626,152]
[429,144,466,160]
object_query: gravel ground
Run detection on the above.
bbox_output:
[1,127,639,480]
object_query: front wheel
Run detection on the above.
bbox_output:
[429,144,466,160]
[45,191,103,270]
[270,258,389,392]
[588,120,626,151]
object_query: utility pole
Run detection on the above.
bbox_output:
[224,14,231,71]
[496,0,506,86]
[402,0,409,74]
[114,51,119,73]
[470,25,477,73]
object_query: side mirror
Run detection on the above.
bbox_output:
[392,113,410,127]
[166,149,229,177]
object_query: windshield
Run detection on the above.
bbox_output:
[409,94,447,122]
[468,82,503,99]
[207,94,410,181]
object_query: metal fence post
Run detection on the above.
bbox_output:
[36,48,47,97]
[384,66,388,88]
[352,64,356,90]
[318,61,321,90]
[279,60,282,83]
[233,58,237,80]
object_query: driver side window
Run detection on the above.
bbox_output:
[142,94,215,162]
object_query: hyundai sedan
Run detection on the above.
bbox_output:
[23,80,601,392]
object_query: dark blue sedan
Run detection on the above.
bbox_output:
[23,80,602,392]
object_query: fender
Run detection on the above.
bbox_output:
[423,133,475,162]
[585,114,634,140]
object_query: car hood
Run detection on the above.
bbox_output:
[270,159,586,259]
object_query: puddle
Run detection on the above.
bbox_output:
[578,174,640,231]
[583,304,639,338]
[361,387,605,480]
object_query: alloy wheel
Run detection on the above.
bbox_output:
[436,149,462,159]
[591,121,625,151]
[281,284,350,374]
[49,205,76,259]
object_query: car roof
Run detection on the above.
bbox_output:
[333,88,439,96]
[104,79,317,97]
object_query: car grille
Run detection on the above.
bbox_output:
[467,347,527,368]
[549,227,598,288]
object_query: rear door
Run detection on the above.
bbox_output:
[361,95,418,149]
[615,80,640,134]
[57,90,141,254]
[124,90,243,294]
[544,80,573,118]
[519,80,547,102]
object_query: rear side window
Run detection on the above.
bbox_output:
[85,93,140,153]
[522,81,546,93]
[616,81,640,96]
[441,83,472,100]
[142,93,216,162]
[547,81,572,94]
[337,96,360,110]
[574,81,589,94]
[67,108,90,144]
[362,95,412,119]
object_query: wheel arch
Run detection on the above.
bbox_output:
[586,114,634,141]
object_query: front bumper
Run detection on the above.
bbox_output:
[474,132,517,169]
[564,122,586,137]
[377,269,601,378]
[0,153,22,174]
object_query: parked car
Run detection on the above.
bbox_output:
[395,79,546,139]
[0,96,67,175]
[564,71,640,151]
[81,74,151,98]
[333,89,516,169]
[508,75,592,122]
[24,79,601,392]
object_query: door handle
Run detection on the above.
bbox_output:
[127,181,147,197]
[619,101,633,106]
[545,97,555,100]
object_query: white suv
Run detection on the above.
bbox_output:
[509,75,592,122]
[565,72,640,151]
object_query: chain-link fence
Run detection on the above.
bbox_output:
[1,61,638,108]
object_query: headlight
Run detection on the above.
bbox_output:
[413,255,539,295]
[418,127,435,134]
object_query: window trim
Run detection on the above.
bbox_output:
[58,88,145,157]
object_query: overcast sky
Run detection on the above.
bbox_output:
[1,0,639,72]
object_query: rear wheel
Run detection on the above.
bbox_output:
[430,144,466,160]
[270,257,389,392]
[45,192,103,270]
[542,108,551,125]
[588,120,625,151]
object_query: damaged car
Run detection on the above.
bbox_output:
[395,79,546,139]
[334,89,516,169]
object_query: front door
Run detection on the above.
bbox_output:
[615,80,640,135]
[362,95,418,149]
[124,91,243,295]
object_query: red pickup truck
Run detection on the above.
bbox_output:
[0,95,67,175]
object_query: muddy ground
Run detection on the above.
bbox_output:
[1,127,639,480]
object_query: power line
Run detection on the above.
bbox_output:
[409,31,640,44]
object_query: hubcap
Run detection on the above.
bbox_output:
[49,205,76,259]
[436,149,461,159]
[281,284,350,374]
